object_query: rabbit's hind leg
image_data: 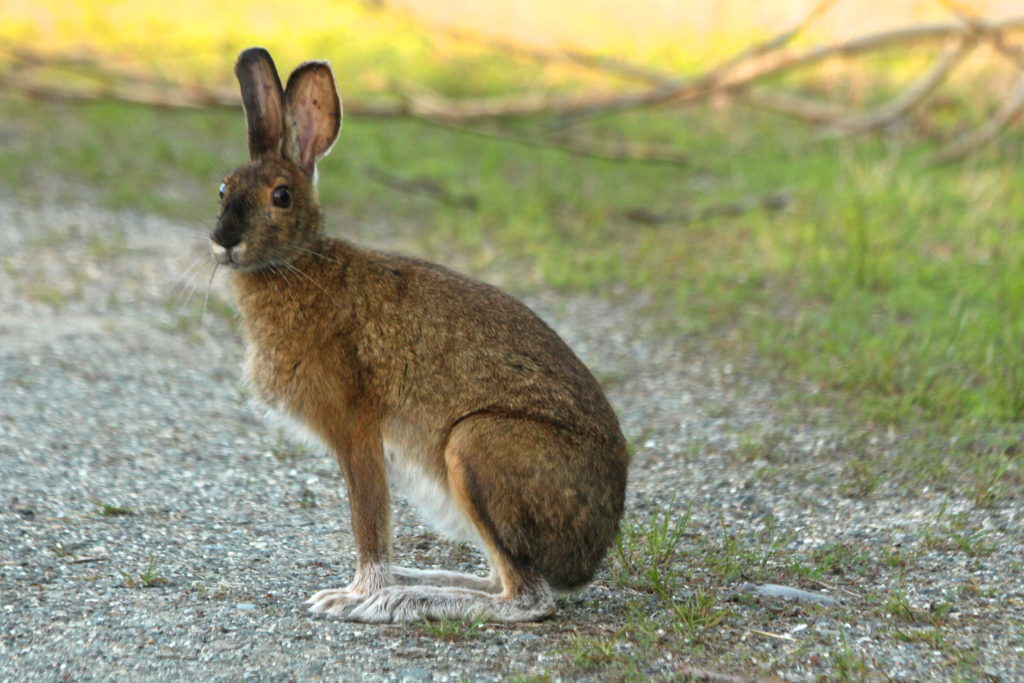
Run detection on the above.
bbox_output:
[344,419,563,623]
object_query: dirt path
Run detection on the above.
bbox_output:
[1,199,1021,681]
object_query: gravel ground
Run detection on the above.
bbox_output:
[1,198,1022,681]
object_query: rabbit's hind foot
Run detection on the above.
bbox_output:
[307,562,392,616]
[345,580,554,624]
[391,566,501,593]
[306,587,363,616]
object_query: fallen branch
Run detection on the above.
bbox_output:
[5,16,1023,123]
[414,14,1024,121]
[424,15,1024,121]
[624,192,790,226]
[708,16,1023,98]
[440,11,1024,159]
[2,10,1023,162]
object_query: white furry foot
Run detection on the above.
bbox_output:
[345,583,555,624]
[306,588,365,616]
[391,566,501,593]
[308,563,394,615]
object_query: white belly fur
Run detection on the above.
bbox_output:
[384,439,484,547]
[258,402,329,453]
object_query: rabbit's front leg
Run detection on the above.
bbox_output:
[307,418,395,615]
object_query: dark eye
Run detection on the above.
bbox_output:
[218,182,226,199]
[271,186,291,208]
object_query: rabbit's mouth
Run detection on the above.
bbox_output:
[210,239,247,268]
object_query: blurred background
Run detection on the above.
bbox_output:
[2,6,1021,679]
[1,0,1022,80]
[0,0,1021,464]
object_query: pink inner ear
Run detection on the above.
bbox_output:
[284,67,340,176]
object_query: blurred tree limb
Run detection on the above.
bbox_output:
[1,5,1022,163]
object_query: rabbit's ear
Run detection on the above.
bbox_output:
[282,61,342,178]
[235,48,285,160]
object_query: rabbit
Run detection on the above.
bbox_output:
[209,47,629,623]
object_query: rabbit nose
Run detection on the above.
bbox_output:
[211,232,242,249]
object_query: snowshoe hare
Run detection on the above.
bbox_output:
[210,47,629,623]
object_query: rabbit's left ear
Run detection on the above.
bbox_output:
[235,47,286,160]
[282,61,342,178]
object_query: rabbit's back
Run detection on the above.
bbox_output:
[234,238,622,446]
[363,251,620,439]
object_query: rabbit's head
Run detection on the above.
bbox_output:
[211,48,342,271]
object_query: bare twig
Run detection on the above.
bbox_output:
[746,628,797,642]
[715,16,1024,95]
[936,0,1024,66]
[534,0,846,121]
[824,38,976,134]
[702,0,840,82]
[455,0,836,88]
[742,89,849,124]
[428,15,1024,119]
[929,69,1024,164]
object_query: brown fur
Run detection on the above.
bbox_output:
[211,48,629,623]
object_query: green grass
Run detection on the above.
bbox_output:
[1,89,1022,495]
[417,613,487,642]
[538,493,1017,681]
[613,498,692,594]
[831,633,872,682]
[120,562,170,588]
[95,501,134,517]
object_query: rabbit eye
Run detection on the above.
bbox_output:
[271,186,291,209]
[218,183,226,199]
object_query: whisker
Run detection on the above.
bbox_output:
[268,264,301,310]
[293,245,347,268]
[170,224,213,236]
[172,256,209,311]
[200,262,219,329]
[283,262,341,308]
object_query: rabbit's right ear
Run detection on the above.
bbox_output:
[282,61,342,178]
[235,48,285,160]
